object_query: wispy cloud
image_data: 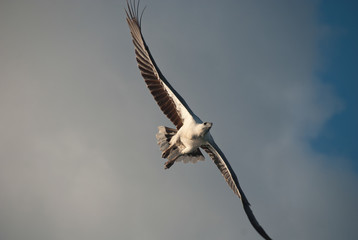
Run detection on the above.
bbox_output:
[0,0,357,240]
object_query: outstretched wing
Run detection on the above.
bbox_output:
[201,140,272,240]
[126,0,199,129]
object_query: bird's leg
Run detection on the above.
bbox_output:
[162,144,175,158]
[163,145,183,169]
[162,133,180,159]
[164,159,175,169]
[164,152,182,169]
[163,135,183,169]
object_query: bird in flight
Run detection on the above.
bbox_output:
[125,1,272,239]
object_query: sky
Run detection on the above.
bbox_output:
[0,0,357,240]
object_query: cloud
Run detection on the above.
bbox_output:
[0,0,357,240]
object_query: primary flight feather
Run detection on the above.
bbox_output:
[125,1,272,239]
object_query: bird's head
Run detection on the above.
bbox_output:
[200,122,213,135]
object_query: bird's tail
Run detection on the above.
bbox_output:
[156,126,204,169]
[156,126,177,153]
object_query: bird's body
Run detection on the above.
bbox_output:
[157,119,212,169]
[175,121,213,153]
[125,1,272,239]
[173,123,207,151]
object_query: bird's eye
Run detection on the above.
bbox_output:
[204,122,208,125]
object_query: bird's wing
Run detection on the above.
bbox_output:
[201,140,272,240]
[126,1,199,129]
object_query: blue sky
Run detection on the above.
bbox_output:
[0,1,357,240]
[313,0,358,166]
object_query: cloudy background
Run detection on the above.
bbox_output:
[1,0,357,239]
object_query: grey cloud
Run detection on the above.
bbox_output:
[0,0,357,240]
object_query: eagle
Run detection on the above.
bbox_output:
[125,1,272,239]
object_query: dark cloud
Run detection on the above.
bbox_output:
[0,0,357,240]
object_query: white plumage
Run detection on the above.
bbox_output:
[126,1,272,239]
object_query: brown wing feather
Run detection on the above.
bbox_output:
[201,142,272,240]
[127,1,271,239]
[126,1,198,129]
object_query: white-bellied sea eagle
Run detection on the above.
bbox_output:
[125,1,272,239]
